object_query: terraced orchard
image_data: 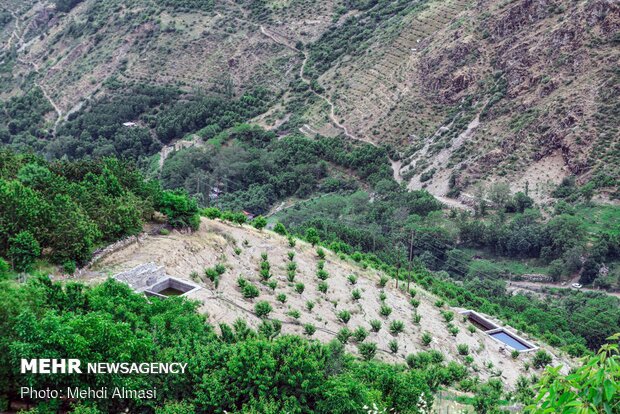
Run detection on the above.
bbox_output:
[86,218,573,388]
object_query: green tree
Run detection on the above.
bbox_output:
[157,190,200,230]
[528,333,619,413]
[544,215,587,258]
[252,215,267,231]
[305,227,320,246]
[273,222,287,235]
[8,231,40,272]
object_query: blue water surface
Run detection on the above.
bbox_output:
[489,331,531,351]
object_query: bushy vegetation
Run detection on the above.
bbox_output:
[0,151,199,269]
[51,84,270,161]
[0,276,473,412]
[163,129,392,214]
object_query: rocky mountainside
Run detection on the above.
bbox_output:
[1,0,618,202]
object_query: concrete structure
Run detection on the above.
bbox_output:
[113,262,200,299]
[460,310,537,353]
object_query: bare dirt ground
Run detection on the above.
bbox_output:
[83,218,573,388]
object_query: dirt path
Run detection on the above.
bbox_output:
[8,5,63,136]
[259,26,410,183]
[509,280,620,299]
[39,82,63,135]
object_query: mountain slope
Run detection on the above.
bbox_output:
[82,217,573,388]
[3,0,618,204]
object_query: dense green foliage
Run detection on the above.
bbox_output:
[0,87,52,151]
[52,84,179,159]
[528,334,620,413]
[0,276,470,412]
[0,151,198,267]
[162,130,392,214]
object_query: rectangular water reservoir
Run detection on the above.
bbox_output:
[489,331,533,351]
[144,277,200,299]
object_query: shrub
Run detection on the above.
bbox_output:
[358,342,377,361]
[295,283,305,294]
[316,247,326,259]
[351,289,361,301]
[389,340,399,354]
[317,260,325,270]
[449,326,460,336]
[242,283,260,299]
[457,344,469,356]
[306,300,315,312]
[205,267,220,286]
[348,274,358,284]
[441,310,454,323]
[369,319,381,332]
[202,207,221,219]
[287,309,301,319]
[317,269,329,280]
[214,263,226,275]
[379,304,392,317]
[252,215,267,230]
[379,275,389,287]
[276,293,287,303]
[511,350,520,359]
[532,350,552,368]
[406,350,445,369]
[159,228,170,236]
[287,270,296,282]
[287,262,297,271]
[261,252,268,261]
[353,326,368,342]
[379,291,387,301]
[287,251,295,261]
[305,227,320,246]
[434,300,445,308]
[422,332,433,346]
[337,327,351,343]
[304,323,316,336]
[267,280,277,290]
[410,298,420,308]
[338,310,351,324]
[273,222,287,235]
[234,247,242,255]
[351,251,363,262]
[259,268,271,280]
[254,301,272,318]
[409,289,417,297]
[288,236,296,247]
[412,312,422,324]
[389,320,405,335]
[468,325,477,334]
[318,281,328,293]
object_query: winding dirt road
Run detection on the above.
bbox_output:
[259,25,472,211]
